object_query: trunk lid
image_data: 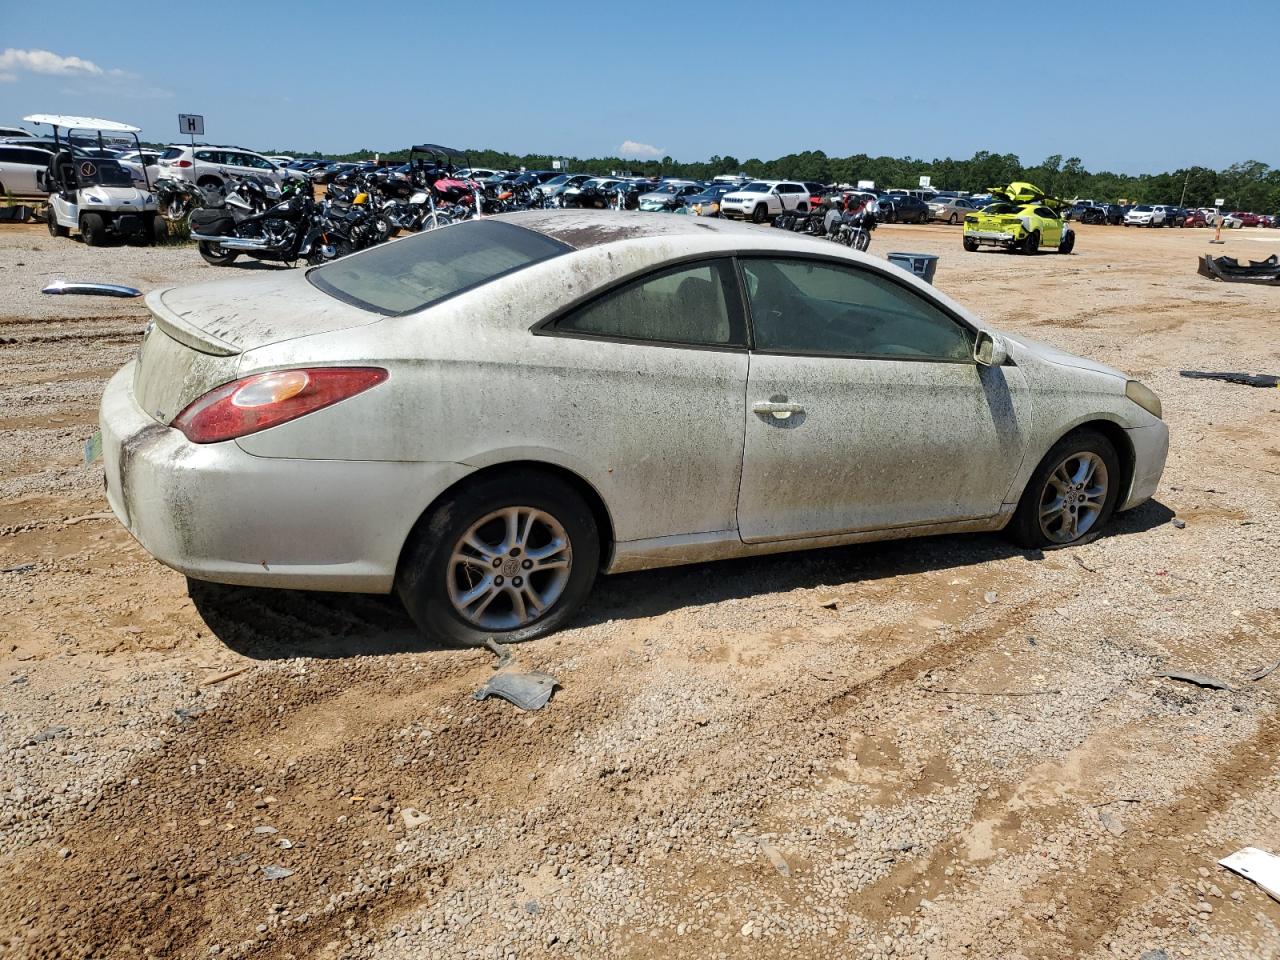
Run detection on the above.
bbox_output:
[132,267,380,425]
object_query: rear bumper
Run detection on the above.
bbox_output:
[1120,421,1170,511]
[99,362,474,593]
[966,230,1017,242]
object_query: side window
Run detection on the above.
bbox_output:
[249,155,273,169]
[1034,206,1055,218]
[0,147,17,163]
[742,258,973,361]
[20,149,52,166]
[551,259,742,348]
[195,150,214,162]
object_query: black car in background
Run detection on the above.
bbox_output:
[1163,206,1189,227]
[879,192,931,223]
[1067,202,1107,224]
[682,183,738,217]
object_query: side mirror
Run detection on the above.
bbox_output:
[974,330,1009,367]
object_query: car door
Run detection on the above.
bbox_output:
[736,255,1031,542]
[531,257,751,542]
[1035,206,1063,245]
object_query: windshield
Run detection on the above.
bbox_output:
[740,182,770,193]
[76,158,134,187]
[308,220,571,316]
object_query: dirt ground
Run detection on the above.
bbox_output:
[0,219,1278,960]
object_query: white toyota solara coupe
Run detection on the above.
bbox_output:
[100,212,1168,645]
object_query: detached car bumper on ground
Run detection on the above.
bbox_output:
[101,211,1168,646]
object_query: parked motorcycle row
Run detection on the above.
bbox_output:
[179,155,604,268]
[772,196,878,252]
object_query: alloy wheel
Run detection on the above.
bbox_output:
[447,507,572,630]
[1038,452,1109,544]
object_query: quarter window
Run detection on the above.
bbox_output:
[553,260,742,347]
[742,258,973,361]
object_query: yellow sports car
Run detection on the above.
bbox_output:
[963,182,1075,254]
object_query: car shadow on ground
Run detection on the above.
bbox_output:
[189,499,1174,660]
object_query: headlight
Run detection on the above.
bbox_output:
[1125,380,1162,419]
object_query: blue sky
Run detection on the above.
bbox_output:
[1,0,1274,174]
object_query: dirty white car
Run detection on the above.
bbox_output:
[99,212,1169,645]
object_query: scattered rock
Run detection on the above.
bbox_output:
[401,807,429,829]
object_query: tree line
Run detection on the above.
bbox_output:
[278,145,1280,212]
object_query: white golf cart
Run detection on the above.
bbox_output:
[24,114,163,246]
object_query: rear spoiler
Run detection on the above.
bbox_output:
[144,288,239,356]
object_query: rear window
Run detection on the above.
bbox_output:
[161,147,185,160]
[307,220,572,316]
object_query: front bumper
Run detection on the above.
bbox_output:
[1120,421,1170,511]
[99,362,474,593]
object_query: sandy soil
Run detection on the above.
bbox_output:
[0,220,1278,960]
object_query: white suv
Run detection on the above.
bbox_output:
[720,180,811,223]
[1123,204,1166,227]
[157,144,303,192]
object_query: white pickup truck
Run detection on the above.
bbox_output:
[720,180,811,223]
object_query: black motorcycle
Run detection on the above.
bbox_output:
[152,177,209,224]
[190,185,334,267]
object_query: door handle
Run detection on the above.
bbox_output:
[753,400,805,420]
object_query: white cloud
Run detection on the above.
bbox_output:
[0,48,171,98]
[0,48,105,78]
[618,139,663,159]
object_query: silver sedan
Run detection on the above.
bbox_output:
[927,196,980,224]
[100,212,1169,645]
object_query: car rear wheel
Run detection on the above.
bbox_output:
[396,469,600,646]
[1058,229,1075,254]
[1007,429,1121,549]
[1023,230,1040,255]
[949,213,959,225]
[962,236,978,252]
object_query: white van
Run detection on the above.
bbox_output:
[0,143,54,195]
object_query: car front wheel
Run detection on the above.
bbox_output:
[396,470,600,646]
[1007,429,1121,548]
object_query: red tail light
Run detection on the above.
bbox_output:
[173,159,193,167]
[173,367,388,443]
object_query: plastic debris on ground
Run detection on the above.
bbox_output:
[1219,847,1280,902]
[474,671,559,711]
[1181,370,1279,389]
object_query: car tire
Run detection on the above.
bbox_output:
[149,215,168,245]
[1058,229,1075,254]
[396,469,600,647]
[1023,230,1040,255]
[197,240,238,266]
[46,210,69,238]
[80,213,106,247]
[1006,428,1121,549]
[962,236,978,252]
[949,213,959,225]
[197,176,223,194]
[751,204,767,224]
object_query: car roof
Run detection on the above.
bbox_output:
[497,209,848,254]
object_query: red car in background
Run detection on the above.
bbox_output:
[1229,211,1262,227]
[1184,210,1208,227]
